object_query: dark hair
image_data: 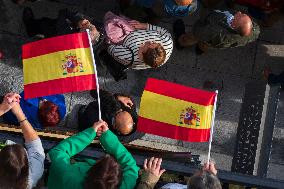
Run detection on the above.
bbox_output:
[84,155,122,189]
[143,43,166,68]
[38,101,60,128]
[189,171,222,189]
[0,144,29,189]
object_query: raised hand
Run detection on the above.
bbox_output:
[93,120,109,137]
[203,161,218,175]
[0,92,21,115]
[143,157,166,178]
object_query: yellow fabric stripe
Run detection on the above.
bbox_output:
[139,91,214,129]
[23,48,94,84]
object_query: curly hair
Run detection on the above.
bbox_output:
[142,43,166,68]
[0,144,29,189]
[84,155,122,189]
[38,101,60,127]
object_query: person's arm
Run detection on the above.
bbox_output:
[11,103,38,142]
[128,20,171,38]
[11,100,45,188]
[136,157,165,189]
[107,45,134,66]
[25,138,45,188]
[115,94,134,109]
[99,130,140,189]
[48,127,96,163]
[48,121,105,163]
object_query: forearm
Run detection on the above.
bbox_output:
[49,127,97,161]
[14,108,38,142]
[136,171,160,189]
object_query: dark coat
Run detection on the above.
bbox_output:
[78,90,144,142]
[193,10,260,49]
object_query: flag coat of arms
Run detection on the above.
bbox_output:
[22,32,96,99]
[138,78,217,142]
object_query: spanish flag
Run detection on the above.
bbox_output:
[138,78,217,142]
[22,32,96,99]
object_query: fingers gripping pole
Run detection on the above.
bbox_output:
[207,90,218,164]
[86,30,101,120]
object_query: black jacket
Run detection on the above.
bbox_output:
[78,90,144,142]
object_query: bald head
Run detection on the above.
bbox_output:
[114,111,134,135]
[231,12,253,36]
[175,0,192,6]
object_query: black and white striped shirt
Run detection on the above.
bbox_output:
[108,24,173,70]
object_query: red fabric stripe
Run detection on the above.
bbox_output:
[22,32,90,59]
[145,78,216,106]
[24,74,96,99]
[138,117,210,142]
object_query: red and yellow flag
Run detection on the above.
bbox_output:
[138,78,217,142]
[22,32,96,99]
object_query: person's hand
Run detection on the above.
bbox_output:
[93,120,109,136]
[203,161,217,175]
[128,20,148,30]
[143,157,166,178]
[117,96,134,109]
[78,19,91,30]
[0,92,21,115]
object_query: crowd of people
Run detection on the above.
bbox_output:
[0,92,221,189]
[0,0,284,188]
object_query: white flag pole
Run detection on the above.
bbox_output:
[207,90,218,164]
[86,30,102,120]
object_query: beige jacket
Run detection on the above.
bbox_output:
[136,170,160,189]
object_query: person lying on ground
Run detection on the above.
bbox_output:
[47,120,140,189]
[227,0,284,27]
[173,10,260,53]
[136,157,222,189]
[78,89,144,143]
[0,92,45,189]
[106,13,173,70]
[2,91,65,129]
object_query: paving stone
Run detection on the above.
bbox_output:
[275,92,284,129]
[218,74,251,117]
[254,43,284,78]
[259,28,284,45]
[267,163,284,180]
[197,43,257,78]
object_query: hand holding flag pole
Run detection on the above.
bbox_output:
[86,29,101,120]
[207,90,218,164]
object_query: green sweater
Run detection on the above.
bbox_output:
[47,128,140,189]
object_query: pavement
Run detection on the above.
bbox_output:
[0,0,284,181]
